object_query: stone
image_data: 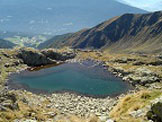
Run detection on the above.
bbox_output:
[99,116,109,122]
[0,105,7,111]
[22,120,37,122]
[4,63,10,68]
[44,112,57,117]
[106,119,114,122]
[130,109,145,118]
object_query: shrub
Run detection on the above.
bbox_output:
[147,102,162,122]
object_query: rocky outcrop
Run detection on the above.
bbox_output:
[16,48,55,66]
[16,48,76,66]
[41,49,76,61]
[105,60,161,86]
[122,68,161,86]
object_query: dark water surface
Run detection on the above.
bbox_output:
[9,61,132,97]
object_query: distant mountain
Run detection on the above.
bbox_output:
[40,11,162,53]
[0,0,146,35]
[0,39,16,48]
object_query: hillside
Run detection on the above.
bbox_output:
[0,39,16,48]
[40,11,162,53]
[38,33,73,49]
[0,0,146,35]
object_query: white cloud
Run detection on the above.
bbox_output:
[0,19,4,23]
[63,22,73,26]
[47,8,53,10]
[117,0,162,11]
[0,18,10,23]
[57,28,67,32]
[29,20,35,24]
[7,16,13,18]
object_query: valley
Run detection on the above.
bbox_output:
[0,31,51,48]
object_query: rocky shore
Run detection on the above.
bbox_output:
[94,56,162,88]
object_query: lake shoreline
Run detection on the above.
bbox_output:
[7,59,134,99]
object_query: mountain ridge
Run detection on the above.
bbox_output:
[39,11,162,53]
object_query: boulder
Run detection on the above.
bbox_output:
[16,48,56,66]
[16,48,76,66]
[106,119,114,122]
[123,68,161,86]
[130,109,145,118]
[41,49,76,61]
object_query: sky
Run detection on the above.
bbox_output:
[118,0,162,11]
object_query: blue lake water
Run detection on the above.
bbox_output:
[9,61,131,97]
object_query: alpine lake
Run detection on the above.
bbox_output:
[9,60,132,97]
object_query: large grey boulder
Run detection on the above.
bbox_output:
[41,49,76,61]
[16,48,55,66]
[16,48,76,66]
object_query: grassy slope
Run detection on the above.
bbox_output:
[110,90,162,122]
[38,33,73,49]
